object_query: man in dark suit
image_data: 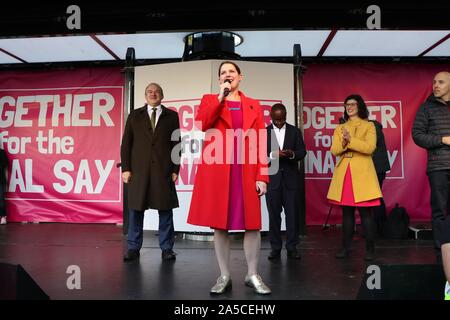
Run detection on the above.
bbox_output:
[121,83,181,261]
[266,103,306,260]
[370,120,391,236]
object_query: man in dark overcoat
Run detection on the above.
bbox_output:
[121,83,180,261]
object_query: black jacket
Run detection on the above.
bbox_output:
[412,94,450,173]
[266,123,306,190]
[0,149,8,214]
[370,120,390,174]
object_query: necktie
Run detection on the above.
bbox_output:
[151,107,157,131]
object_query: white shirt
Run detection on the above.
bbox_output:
[273,123,286,150]
[147,104,162,127]
[270,123,295,159]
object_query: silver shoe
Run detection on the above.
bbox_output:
[244,274,271,295]
[210,275,232,294]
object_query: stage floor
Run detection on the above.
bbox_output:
[0,223,439,300]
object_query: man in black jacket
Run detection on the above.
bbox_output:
[370,120,391,235]
[266,103,306,260]
[412,71,450,254]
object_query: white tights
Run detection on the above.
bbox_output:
[214,229,261,277]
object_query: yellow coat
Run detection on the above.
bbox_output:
[327,118,382,203]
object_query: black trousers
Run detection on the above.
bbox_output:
[266,185,299,251]
[341,206,375,251]
[428,170,450,249]
[373,173,387,235]
[436,215,450,245]
[0,184,6,217]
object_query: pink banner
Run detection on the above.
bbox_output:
[0,67,124,223]
[303,63,450,224]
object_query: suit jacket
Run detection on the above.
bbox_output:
[188,92,269,230]
[121,105,180,211]
[327,118,382,202]
[266,123,306,190]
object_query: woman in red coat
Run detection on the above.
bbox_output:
[188,61,271,295]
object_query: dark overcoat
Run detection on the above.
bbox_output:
[121,105,180,211]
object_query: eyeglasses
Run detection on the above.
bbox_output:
[345,102,358,107]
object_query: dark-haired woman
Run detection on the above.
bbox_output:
[327,95,382,261]
[188,61,271,294]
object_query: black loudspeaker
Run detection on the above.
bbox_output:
[357,264,445,300]
[0,263,49,300]
[182,31,241,61]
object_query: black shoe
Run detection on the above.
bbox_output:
[335,248,350,259]
[268,250,281,260]
[365,241,375,261]
[123,250,140,262]
[364,251,375,261]
[162,249,176,261]
[287,248,301,260]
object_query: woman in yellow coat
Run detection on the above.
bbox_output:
[327,94,382,261]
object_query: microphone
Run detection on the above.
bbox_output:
[223,79,232,97]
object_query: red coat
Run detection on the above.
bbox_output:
[187,92,269,230]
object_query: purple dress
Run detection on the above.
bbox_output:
[226,101,245,230]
